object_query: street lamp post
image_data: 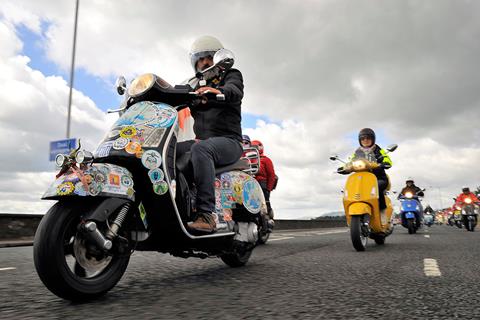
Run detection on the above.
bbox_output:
[66,0,79,139]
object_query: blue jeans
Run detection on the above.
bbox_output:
[177,137,243,213]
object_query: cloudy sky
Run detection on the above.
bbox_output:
[0,0,479,218]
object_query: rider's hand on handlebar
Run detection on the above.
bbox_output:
[195,86,221,104]
[337,167,348,175]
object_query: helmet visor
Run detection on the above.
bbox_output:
[190,51,216,70]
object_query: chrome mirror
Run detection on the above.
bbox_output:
[386,144,398,152]
[213,48,235,71]
[115,76,127,95]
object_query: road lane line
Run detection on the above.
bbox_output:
[0,267,16,271]
[424,258,441,277]
[269,236,295,242]
[424,235,430,238]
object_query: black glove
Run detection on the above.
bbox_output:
[337,167,348,175]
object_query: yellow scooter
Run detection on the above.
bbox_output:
[330,144,397,251]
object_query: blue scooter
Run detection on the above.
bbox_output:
[399,191,424,234]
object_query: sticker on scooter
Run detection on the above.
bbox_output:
[113,137,129,150]
[95,141,114,158]
[142,150,162,169]
[153,181,169,195]
[143,128,166,148]
[148,168,164,184]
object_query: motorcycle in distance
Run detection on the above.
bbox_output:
[452,205,463,229]
[424,212,434,227]
[457,197,480,232]
[240,145,274,244]
[33,49,270,301]
[330,144,397,252]
[398,190,425,234]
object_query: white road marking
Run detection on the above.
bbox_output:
[269,236,295,242]
[424,258,441,277]
[0,267,16,271]
[424,235,430,238]
[269,229,348,242]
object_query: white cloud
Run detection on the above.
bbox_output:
[0,19,114,213]
[0,1,479,218]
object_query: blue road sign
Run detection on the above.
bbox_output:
[49,138,77,161]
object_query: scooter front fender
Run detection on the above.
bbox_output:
[348,202,372,216]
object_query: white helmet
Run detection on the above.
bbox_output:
[189,35,224,71]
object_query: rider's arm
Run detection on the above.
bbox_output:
[379,149,392,169]
[217,69,244,103]
[264,157,276,191]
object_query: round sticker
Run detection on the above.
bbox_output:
[120,126,137,138]
[148,168,164,184]
[57,182,75,196]
[74,182,87,196]
[125,141,142,154]
[113,137,129,150]
[95,172,106,184]
[135,149,144,159]
[89,182,102,196]
[153,181,169,195]
[84,174,93,184]
[121,175,133,188]
[141,150,162,169]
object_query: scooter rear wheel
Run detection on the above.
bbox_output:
[350,215,367,251]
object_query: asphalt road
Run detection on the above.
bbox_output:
[1,225,480,319]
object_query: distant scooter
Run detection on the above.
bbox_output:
[398,190,424,234]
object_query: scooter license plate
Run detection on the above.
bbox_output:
[405,212,415,219]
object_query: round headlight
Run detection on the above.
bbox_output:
[352,160,367,171]
[127,73,155,97]
[405,192,413,199]
[465,198,472,204]
[55,154,67,167]
[75,151,85,164]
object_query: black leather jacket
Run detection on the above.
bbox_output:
[191,68,243,142]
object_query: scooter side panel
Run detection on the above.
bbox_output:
[42,163,135,200]
[215,171,266,215]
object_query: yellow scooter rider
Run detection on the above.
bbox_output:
[339,128,393,212]
[335,128,396,251]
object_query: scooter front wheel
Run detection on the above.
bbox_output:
[33,201,130,301]
[350,215,368,251]
[407,219,415,234]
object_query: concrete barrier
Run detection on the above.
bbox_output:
[0,213,346,247]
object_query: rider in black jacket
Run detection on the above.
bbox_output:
[179,36,244,234]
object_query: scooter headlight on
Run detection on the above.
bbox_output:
[352,160,367,171]
[405,192,413,199]
[127,73,156,97]
[465,198,472,204]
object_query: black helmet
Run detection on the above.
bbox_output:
[406,179,414,184]
[462,187,470,193]
[358,128,376,145]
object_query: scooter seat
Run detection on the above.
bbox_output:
[215,158,250,175]
[176,152,250,175]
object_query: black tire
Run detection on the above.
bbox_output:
[407,219,415,234]
[374,235,385,245]
[221,242,253,267]
[33,201,130,301]
[257,231,270,245]
[350,215,367,252]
